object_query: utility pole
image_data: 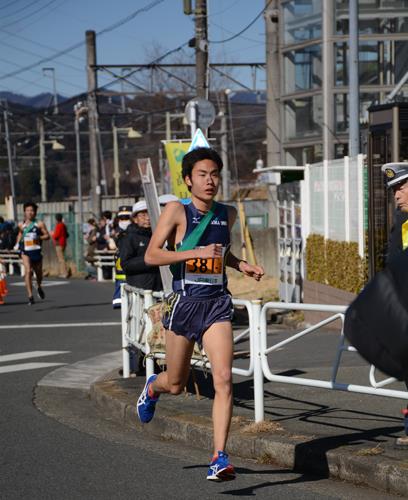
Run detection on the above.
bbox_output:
[220,92,230,200]
[112,120,120,197]
[43,67,58,115]
[38,117,47,202]
[86,30,101,216]
[2,102,17,220]
[349,0,360,157]
[322,0,334,160]
[74,114,84,231]
[265,0,281,169]
[195,0,208,99]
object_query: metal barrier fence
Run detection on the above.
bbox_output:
[121,285,408,422]
[94,250,116,282]
[0,250,24,276]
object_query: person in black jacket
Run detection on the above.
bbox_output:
[382,162,408,446]
[120,200,162,292]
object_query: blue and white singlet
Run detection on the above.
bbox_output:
[21,220,42,262]
[172,201,230,298]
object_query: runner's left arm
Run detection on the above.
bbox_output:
[224,205,264,281]
[38,221,50,241]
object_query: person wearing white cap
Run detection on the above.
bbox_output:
[119,200,162,292]
[158,193,178,205]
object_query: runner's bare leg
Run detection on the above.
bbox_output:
[21,254,33,298]
[152,330,195,395]
[202,321,234,455]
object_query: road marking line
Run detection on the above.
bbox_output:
[0,350,69,363]
[0,322,121,330]
[0,362,66,374]
[11,281,69,287]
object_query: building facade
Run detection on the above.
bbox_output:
[270,0,408,165]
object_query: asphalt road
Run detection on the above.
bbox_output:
[0,277,398,499]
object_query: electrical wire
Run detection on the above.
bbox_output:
[0,0,24,11]
[0,0,45,20]
[0,0,165,82]
[0,0,60,30]
[209,0,272,44]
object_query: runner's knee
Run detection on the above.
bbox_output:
[212,368,232,393]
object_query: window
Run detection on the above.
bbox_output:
[284,44,322,93]
[284,95,323,140]
[336,0,408,34]
[282,0,322,45]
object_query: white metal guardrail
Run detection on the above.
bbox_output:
[120,284,256,381]
[120,285,408,422]
[0,250,24,276]
[257,302,408,422]
[94,250,116,282]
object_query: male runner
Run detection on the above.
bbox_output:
[137,147,264,481]
[16,202,50,305]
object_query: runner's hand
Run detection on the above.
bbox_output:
[195,244,223,260]
[239,261,264,281]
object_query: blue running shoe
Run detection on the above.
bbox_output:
[137,374,159,423]
[206,451,236,481]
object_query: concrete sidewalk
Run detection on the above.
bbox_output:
[90,365,408,497]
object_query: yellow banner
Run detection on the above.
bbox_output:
[164,142,191,199]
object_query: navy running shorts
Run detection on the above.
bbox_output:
[161,292,233,347]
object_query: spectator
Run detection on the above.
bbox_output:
[120,200,162,291]
[84,218,98,280]
[52,213,69,278]
[112,205,132,308]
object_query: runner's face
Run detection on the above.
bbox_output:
[393,180,408,212]
[134,210,151,228]
[185,159,220,201]
[24,206,36,220]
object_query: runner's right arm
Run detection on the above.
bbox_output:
[145,201,222,266]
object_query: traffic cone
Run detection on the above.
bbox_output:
[0,272,7,296]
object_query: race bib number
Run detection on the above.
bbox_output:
[24,232,41,251]
[185,247,225,286]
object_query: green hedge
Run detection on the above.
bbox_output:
[305,234,366,294]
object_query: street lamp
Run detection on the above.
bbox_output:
[42,67,58,115]
[112,123,142,197]
[74,102,88,232]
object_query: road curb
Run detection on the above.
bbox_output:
[91,378,408,497]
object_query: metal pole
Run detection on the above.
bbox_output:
[349,0,360,157]
[38,117,47,202]
[74,116,84,230]
[121,284,130,379]
[322,0,334,160]
[252,300,264,422]
[144,290,155,380]
[113,123,120,197]
[265,0,281,166]
[86,30,101,216]
[52,69,58,115]
[220,92,230,200]
[3,107,17,220]
[195,0,208,99]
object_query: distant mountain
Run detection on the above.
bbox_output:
[0,91,68,109]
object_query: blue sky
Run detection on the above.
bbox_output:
[0,0,266,97]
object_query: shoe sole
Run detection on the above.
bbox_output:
[207,465,236,481]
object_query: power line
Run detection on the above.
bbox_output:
[0,0,24,11]
[0,0,60,30]
[0,28,86,64]
[0,0,165,82]
[0,0,44,20]
[209,0,271,44]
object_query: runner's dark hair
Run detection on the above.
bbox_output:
[23,202,38,213]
